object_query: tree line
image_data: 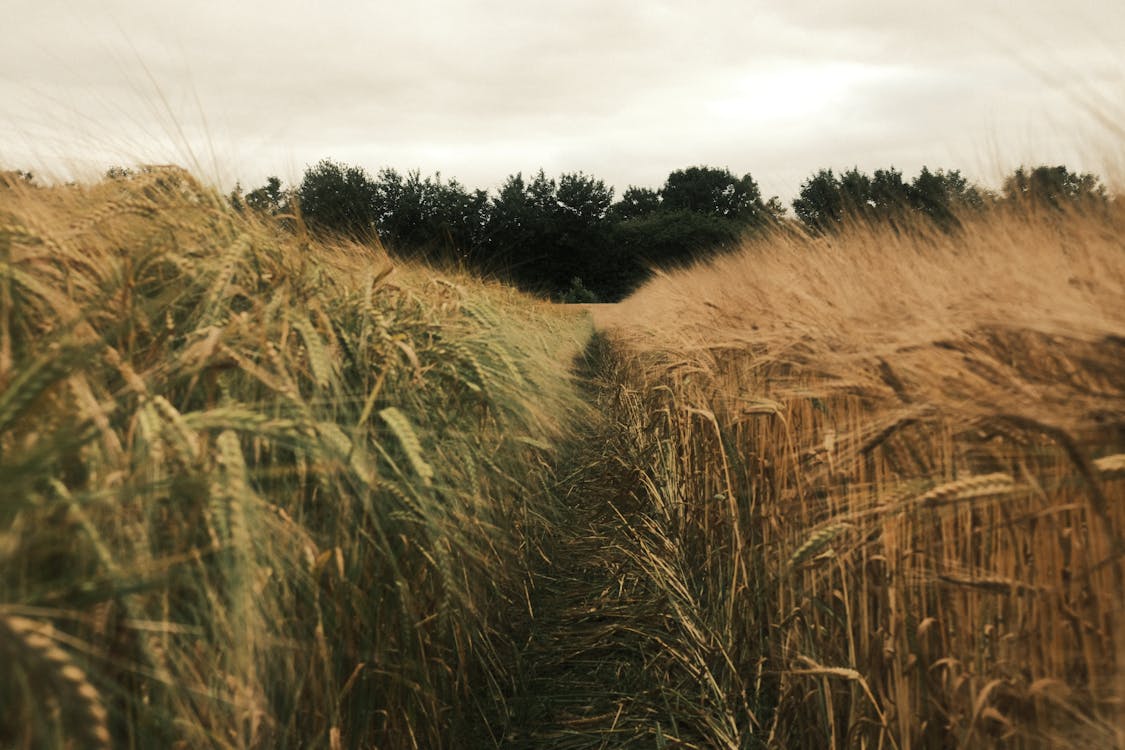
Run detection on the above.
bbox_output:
[223,161,1109,301]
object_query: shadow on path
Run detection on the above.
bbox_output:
[494,333,714,749]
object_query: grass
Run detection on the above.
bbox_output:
[592,200,1125,747]
[0,167,591,748]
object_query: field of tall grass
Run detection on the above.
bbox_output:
[594,201,1125,747]
[0,167,591,748]
[3,163,1123,749]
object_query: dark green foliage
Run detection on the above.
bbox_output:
[560,277,598,303]
[558,172,614,224]
[271,157,1110,299]
[296,159,380,237]
[282,160,783,299]
[792,169,846,233]
[838,167,873,216]
[609,186,661,221]
[481,173,532,262]
[244,176,289,216]
[870,167,909,214]
[909,167,985,228]
[1002,165,1107,209]
[292,162,491,258]
[612,210,742,267]
[763,195,788,222]
[605,210,745,298]
[482,170,619,298]
[597,167,777,297]
[660,165,767,223]
[370,169,490,258]
[793,166,988,233]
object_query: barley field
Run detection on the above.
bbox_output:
[595,200,1125,747]
[0,168,590,748]
[1,168,1123,748]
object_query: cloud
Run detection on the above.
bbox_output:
[1,0,1121,194]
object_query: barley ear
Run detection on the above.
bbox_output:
[0,347,79,432]
[379,406,434,486]
[294,314,333,388]
[788,523,852,570]
[916,473,1016,509]
[0,615,112,750]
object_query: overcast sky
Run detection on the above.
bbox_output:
[2,0,1122,201]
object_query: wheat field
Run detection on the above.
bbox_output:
[1,167,1123,748]
[0,167,591,748]
[594,200,1125,747]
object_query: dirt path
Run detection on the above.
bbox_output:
[495,334,717,749]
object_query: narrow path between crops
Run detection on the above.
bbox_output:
[496,332,711,749]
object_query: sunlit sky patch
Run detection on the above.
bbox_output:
[2,0,1121,201]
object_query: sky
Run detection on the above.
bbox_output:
[2,0,1122,202]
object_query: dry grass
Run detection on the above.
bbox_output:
[0,167,591,748]
[595,201,1125,747]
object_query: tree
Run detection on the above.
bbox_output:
[610,186,661,221]
[557,172,613,224]
[597,166,778,296]
[373,169,437,249]
[613,209,741,259]
[838,168,873,215]
[480,170,619,298]
[244,176,290,215]
[560,277,598,304]
[763,195,788,222]
[432,182,490,258]
[296,159,379,237]
[1002,165,1107,209]
[551,172,615,294]
[660,165,766,223]
[369,169,489,258]
[870,168,909,214]
[483,173,533,264]
[792,169,845,233]
[908,168,974,228]
[610,209,742,298]
[794,166,987,233]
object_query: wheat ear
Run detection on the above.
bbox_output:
[0,615,112,750]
